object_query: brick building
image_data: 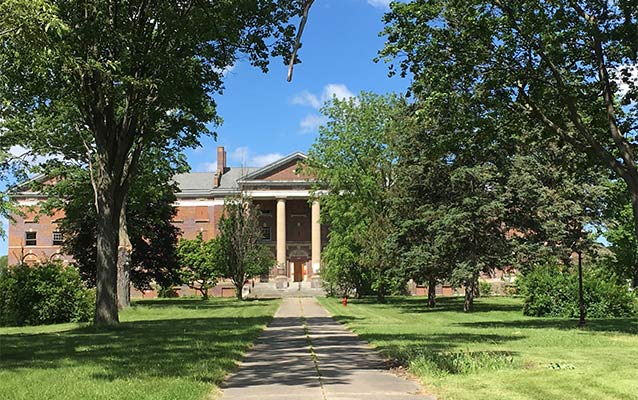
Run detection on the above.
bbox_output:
[7,147,327,289]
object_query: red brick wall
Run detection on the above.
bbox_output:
[262,162,312,181]
[173,204,221,241]
[8,206,71,266]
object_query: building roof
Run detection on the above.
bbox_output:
[239,152,308,182]
[10,152,310,199]
[173,152,310,198]
[173,167,258,197]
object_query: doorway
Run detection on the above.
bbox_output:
[293,261,304,282]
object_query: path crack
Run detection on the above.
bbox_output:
[299,298,328,400]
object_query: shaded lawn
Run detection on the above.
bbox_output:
[0,297,280,400]
[319,296,638,400]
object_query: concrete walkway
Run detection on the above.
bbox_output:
[219,297,434,400]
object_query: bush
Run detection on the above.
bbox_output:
[0,263,94,326]
[158,285,179,298]
[478,280,492,297]
[518,264,637,318]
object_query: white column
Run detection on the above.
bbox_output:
[311,199,321,276]
[276,198,286,270]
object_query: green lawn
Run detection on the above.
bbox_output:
[0,297,280,400]
[319,296,638,400]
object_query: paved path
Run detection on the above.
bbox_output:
[219,297,434,400]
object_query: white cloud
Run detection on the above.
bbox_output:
[292,83,355,110]
[367,0,392,9]
[292,91,321,109]
[300,114,328,133]
[199,162,217,172]
[213,63,236,77]
[251,153,284,167]
[8,145,61,166]
[323,83,355,102]
[227,146,284,167]
[230,147,249,165]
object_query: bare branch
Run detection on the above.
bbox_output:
[287,0,314,82]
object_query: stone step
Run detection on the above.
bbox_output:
[247,282,326,299]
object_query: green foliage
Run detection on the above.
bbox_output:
[0,255,7,270]
[478,281,492,297]
[518,265,637,318]
[218,196,274,300]
[42,149,184,291]
[411,350,514,376]
[156,285,179,298]
[603,181,638,286]
[177,233,222,300]
[305,92,405,300]
[380,0,638,266]
[0,263,93,326]
[0,0,305,324]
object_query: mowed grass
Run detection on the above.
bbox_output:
[319,296,638,400]
[0,297,280,400]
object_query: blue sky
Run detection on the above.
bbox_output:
[0,0,410,255]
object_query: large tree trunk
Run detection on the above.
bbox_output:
[464,278,475,312]
[117,203,131,310]
[236,281,243,300]
[427,276,436,308]
[95,182,122,326]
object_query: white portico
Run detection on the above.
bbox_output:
[237,152,326,287]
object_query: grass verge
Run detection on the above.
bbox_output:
[319,296,638,400]
[0,297,280,400]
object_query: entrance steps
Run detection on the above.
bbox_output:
[247,281,325,299]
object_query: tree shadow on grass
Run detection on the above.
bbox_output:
[0,314,273,385]
[130,298,276,310]
[457,318,638,335]
[329,314,526,353]
[344,296,523,314]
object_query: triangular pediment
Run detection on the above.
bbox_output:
[239,152,313,182]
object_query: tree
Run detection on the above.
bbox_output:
[0,255,7,270]
[177,233,222,300]
[218,196,274,301]
[390,113,455,307]
[0,0,66,238]
[603,181,638,288]
[305,92,404,301]
[380,1,638,245]
[1,1,305,324]
[41,148,184,305]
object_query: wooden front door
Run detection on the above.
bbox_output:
[293,262,303,282]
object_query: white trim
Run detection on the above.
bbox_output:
[15,199,42,206]
[243,189,310,198]
[174,199,225,207]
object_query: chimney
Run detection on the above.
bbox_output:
[214,146,226,187]
[217,146,227,174]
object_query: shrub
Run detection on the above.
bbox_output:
[478,280,492,297]
[157,285,179,298]
[0,262,94,326]
[518,264,637,318]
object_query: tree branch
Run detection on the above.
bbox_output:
[287,0,314,82]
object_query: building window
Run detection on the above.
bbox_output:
[261,226,271,241]
[53,231,63,246]
[25,232,37,246]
